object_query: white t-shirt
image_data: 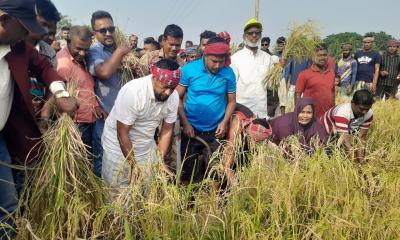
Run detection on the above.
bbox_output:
[230,47,283,119]
[102,75,179,162]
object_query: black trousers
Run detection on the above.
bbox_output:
[180,129,220,183]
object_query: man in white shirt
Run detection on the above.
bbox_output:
[102,59,180,191]
[231,18,286,119]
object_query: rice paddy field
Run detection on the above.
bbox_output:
[13,99,400,240]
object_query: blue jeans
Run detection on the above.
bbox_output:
[77,123,98,176]
[0,132,18,238]
[92,119,104,178]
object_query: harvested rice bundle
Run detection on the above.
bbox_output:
[263,21,320,91]
[16,83,107,239]
[115,28,147,85]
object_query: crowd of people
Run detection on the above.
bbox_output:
[1,0,400,237]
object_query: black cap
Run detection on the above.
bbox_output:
[0,0,47,36]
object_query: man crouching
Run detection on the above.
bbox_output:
[101,59,180,192]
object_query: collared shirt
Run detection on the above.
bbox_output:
[56,47,99,123]
[88,41,121,113]
[296,65,335,118]
[379,52,400,87]
[140,48,185,74]
[102,75,179,162]
[321,103,373,135]
[0,45,13,131]
[230,47,282,119]
[287,58,312,86]
[58,39,67,49]
[180,57,236,131]
[37,40,57,68]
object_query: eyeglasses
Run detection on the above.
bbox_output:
[246,31,261,36]
[261,43,269,46]
[94,26,116,35]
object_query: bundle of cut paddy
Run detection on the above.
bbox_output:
[115,28,147,86]
[263,21,321,91]
[16,113,107,239]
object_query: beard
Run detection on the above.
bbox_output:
[245,39,260,48]
[154,90,169,102]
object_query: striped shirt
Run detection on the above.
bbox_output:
[379,53,400,87]
[320,103,373,135]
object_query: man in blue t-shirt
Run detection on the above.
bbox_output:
[176,36,236,183]
[354,35,382,94]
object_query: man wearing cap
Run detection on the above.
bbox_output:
[176,36,236,184]
[377,40,400,99]
[231,18,287,120]
[0,0,78,235]
[101,59,180,191]
[354,35,382,93]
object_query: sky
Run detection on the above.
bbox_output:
[53,0,399,47]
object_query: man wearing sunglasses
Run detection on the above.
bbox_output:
[87,10,131,177]
[231,18,287,120]
[261,37,271,55]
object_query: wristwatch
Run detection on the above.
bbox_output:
[54,90,70,99]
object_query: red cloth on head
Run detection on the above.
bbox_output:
[217,31,231,45]
[150,65,181,88]
[204,42,231,66]
[235,111,272,142]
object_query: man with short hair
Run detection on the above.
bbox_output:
[231,18,286,119]
[354,35,382,93]
[296,43,335,118]
[140,24,184,73]
[336,43,358,96]
[143,37,160,53]
[55,26,106,174]
[128,34,138,50]
[177,36,236,183]
[275,36,286,58]
[88,10,131,177]
[102,59,180,190]
[198,30,216,57]
[321,90,374,162]
[261,36,271,55]
[58,26,70,49]
[377,40,400,99]
[185,40,193,48]
[0,0,78,235]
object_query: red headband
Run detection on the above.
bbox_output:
[204,42,229,55]
[236,112,272,142]
[150,65,181,88]
[204,42,231,66]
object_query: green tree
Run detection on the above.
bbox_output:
[323,32,363,59]
[57,14,72,35]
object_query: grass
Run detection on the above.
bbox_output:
[14,100,400,239]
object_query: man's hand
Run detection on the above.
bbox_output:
[55,97,78,117]
[370,84,377,94]
[94,106,108,119]
[183,123,195,138]
[380,71,389,77]
[215,121,227,139]
[116,44,131,56]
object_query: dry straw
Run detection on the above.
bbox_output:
[263,21,321,91]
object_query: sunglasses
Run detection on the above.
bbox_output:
[94,26,116,35]
[261,43,269,46]
[246,31,261,36]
